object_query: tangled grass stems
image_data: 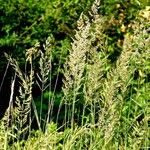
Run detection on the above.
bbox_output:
[0,1,149,149]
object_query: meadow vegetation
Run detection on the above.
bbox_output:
[0,0,150,149]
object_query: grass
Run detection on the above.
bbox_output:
[0,1,149,149]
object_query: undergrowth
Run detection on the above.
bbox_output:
[0,1,149,149]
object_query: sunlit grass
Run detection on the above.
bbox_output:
[0,1,149,150]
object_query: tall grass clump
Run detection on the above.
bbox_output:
[61,0,107,128]
[1,37,55,148]
[118,9,150,148]
[0,1,149,149]
[2,44,37,148]
[61,3,150,149]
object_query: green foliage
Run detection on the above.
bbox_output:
[0,0,94,74]
[99,0,149,62]
[0,0,149,149]
[0,0,94,52]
